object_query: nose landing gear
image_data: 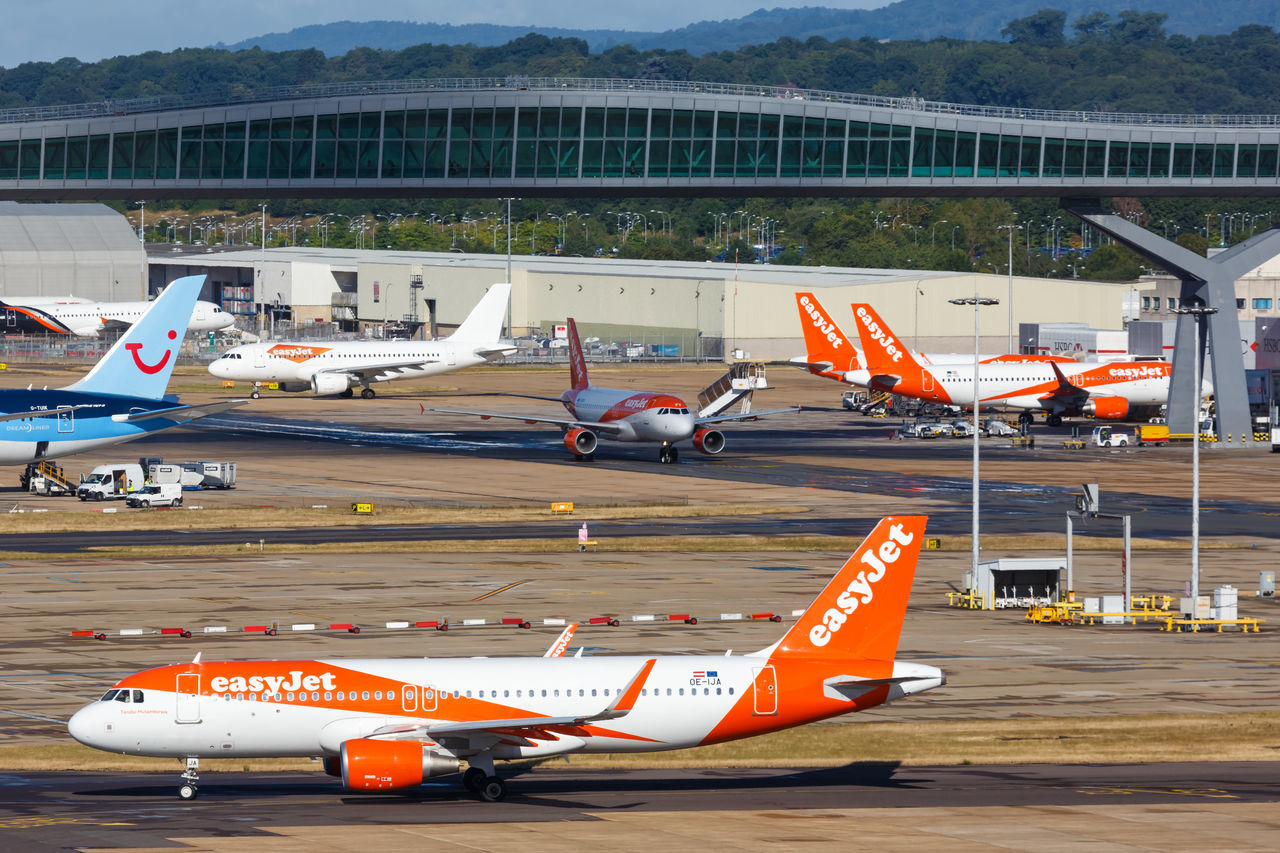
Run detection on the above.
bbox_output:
[177,757,199,800]
[658,442,679,464]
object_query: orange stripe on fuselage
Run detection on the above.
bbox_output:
[115,661,658,743]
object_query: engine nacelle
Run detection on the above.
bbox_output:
[339,738,459,791]
[1083,396,1129,420]
[564,427,598,457]
[692,427,726,455]
[310,372,352,396]
[278,381,313,393]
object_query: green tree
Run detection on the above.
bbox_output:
[1001,9,1067,48]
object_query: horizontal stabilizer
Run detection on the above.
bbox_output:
[111,399,248,424]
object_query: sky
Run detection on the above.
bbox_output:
[2,1,887,67]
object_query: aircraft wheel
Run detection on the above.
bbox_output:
[670,447,679,462]
[250,391,260,399]
[1046,414,1063,427]
[1018,411,1033,426]
[178,783,198,800]
[479,776,507,802]
[339,388,354,398]
[658,446,672,464]
[463,767,486,793]
[361,388,375,399]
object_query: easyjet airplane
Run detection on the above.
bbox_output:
[790,291,1073,387]
[68,516,943,802]
[207,283,514,399]
[423,317,794,463]
[847,303,1200,426]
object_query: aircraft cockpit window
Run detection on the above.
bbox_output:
[657,407,668,415]
[101,689,119,701]
[114,691,130,703]
[132,690,144,703]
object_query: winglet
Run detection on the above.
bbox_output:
[544,622,579,657]
[598,658,657,719]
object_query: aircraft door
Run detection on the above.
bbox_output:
[175,673,201,724]
[751,666,778,716]
[401,685,418,712]
[253,348,266,369]
[4,308,15,328]
[421,685,439,712]
[446,347,456,366]
[922,372,935,393]
[57,408,74,434]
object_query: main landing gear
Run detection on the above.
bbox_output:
[1046,413,1063,427]
[361,387,376,399]
[177,757,199,800]
[1018,411,1034,427]
[658,442,679,464]
[463,755,508,801]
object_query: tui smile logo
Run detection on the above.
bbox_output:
[126,329,177,374]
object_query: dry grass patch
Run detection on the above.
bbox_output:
[11,713,1277,772]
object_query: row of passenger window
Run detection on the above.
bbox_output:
[214,685,736,704]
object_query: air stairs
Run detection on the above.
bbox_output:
[22,459,76,495]
[696,362,769,418]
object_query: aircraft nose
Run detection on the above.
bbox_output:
[67,704,101,747]
[208,360,226,377]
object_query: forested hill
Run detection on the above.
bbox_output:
[8,16,1280,117]
[216,0,1280,56]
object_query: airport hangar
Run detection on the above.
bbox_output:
[144,245,1135,362]
[4,76,1280,437]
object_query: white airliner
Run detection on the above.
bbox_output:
[847,302,1202,425]
[68,516,943,802]
[0,295,234,337]
[424,316,795,463]
[207,283,514,399]
[789,291,1075,385]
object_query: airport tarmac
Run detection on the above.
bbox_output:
[1,361,1277,847]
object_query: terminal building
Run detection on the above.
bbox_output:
[145,244,1136,360]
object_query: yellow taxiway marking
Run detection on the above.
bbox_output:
[471,580,530,602]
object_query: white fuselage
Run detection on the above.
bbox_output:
[36,299,232,336]
[209,341,494,386]
[561,386,697,443]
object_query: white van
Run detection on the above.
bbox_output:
[125,483,183,508]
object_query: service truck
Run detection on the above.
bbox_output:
[1091,425,1134,447]
[76,464,144,501]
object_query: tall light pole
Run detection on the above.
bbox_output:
[930,219,947,248]
[996,224,1020,352]
[1173,303,1217,614]
[136,201,147,299]
[950,295,999,582]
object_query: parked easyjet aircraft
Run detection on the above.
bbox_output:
[0,295,233,337]
[789,291,1073,386]
[423,317,794,463]
[0,275,245,464]
[68,516,942,802]
[207,283,514,398]
[847,303,1196,426]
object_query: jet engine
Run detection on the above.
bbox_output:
[1083,396,1129,420]
[564,427,598,457]
[310,372,352,396]
[338,738,459,791]
[692,427,726,455]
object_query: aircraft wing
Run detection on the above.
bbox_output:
[421,406,627,435]
[696,405,801,426]
[1025,362,1089,406]
[0,405,88,423]
[315,359,445,385]
[111,399,249,424]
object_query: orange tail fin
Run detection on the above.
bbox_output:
[772,515,927,661]
[566,318,590,390]
[849,304,922,372]
[795,292,862,376]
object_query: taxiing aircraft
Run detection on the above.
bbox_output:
[0,295,233,337]
[423,317,794,463]
[68,515,943,802]
[207,283,514,399]
[0,275,246,465]
[790,291,1073,386]
[847,302,1195,425]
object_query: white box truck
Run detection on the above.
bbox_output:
[77,464,144,501]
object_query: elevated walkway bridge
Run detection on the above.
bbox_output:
[1,76,1278,444]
